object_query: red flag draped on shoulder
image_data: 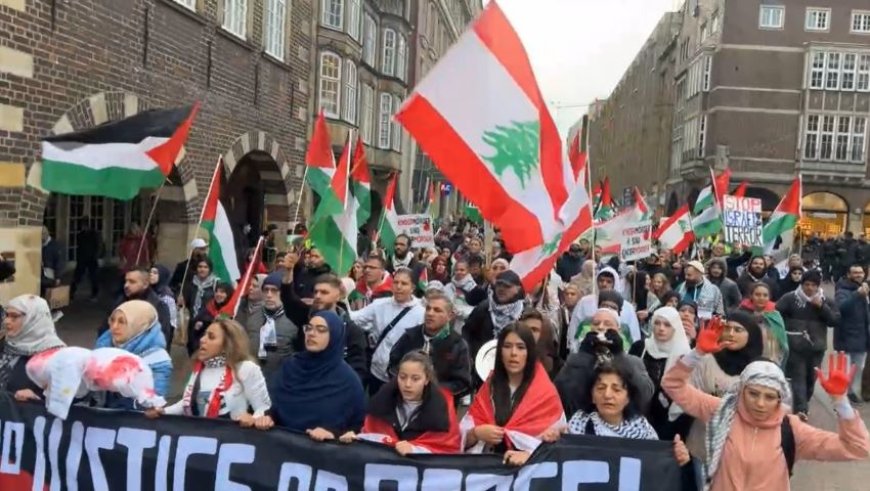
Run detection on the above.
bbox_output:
[220,236,264,319]
[358,388,461,454]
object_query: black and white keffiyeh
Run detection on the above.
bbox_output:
[567,411,658,440]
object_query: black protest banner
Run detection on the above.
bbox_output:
[0,394,681,490]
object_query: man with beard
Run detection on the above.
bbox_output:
[706,258,741,312]
[568,267,641,350]
[386,234,426,292]
[279,265,368,381]
[170,238,208,293]
[291,246,333,301]
[555,243,585,283]
[737,255,780,299]
[676,261,724,321]
[100,268,172,345]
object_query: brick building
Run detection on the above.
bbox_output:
[0,0,312,301]
[589,0,870,237]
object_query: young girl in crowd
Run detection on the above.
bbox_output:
[341,351,460,454]
[146,318,271,428]
[461,324,565,466]
[663,318,870,491]
[738,282,788,367]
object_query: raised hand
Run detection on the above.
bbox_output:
[696,316,726,354]
[816,351,858,398]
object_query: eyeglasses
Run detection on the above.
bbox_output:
[303,324,329,334]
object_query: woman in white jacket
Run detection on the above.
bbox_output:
[350,268,425,395]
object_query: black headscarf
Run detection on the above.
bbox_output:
[152,264,173,297]
[713,310,764,376]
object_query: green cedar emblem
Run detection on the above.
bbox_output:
[541,232,563,257]
[482,121,540,188]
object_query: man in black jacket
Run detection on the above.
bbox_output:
[292,247,333,301]
[388,292,472,400]
[278,257,368,382]
[71,216,102,301]
[737,255,779,300]
[834,264,870,403]
[99,268,172,345]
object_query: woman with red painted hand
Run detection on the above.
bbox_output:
[460,324,566,466]
[662,317,870,491]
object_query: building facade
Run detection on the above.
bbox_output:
[0,0,312,300]
[590,0,870,237]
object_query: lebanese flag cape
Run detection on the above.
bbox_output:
[357,388,461,454]
[654,204,694,255]
[460,362,566,453]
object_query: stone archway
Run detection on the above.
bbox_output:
[743,186,781,211]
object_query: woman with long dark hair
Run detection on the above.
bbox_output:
[460,324,565,466]
[738,281,788,367]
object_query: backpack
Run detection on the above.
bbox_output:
[782,416,795,477]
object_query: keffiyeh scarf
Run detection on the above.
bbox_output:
[181,356,233,418]
[794,286,824,309]
[259,306,285,359]
[192,274,218,314]
[568,411,658,440]
[487,289,524,336]
[704,361,791,489]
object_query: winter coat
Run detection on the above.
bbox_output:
[676,278,724,319]
[388,325,472,399]
[554,349,654,417]
[94,321,172,409]
[555,253,584,283]
[99,289,173,347]
[776,290,840,353]
[834,279,870,353]
[244,302,299,380]
[0,341,43,396]
[737,271,779,300]
[707,258,741,312]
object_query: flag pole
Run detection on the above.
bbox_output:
[585,128,598,299]
[178,155,222,299]
[293,166,309,226]
[135,180,167,266]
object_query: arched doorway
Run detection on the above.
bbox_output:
[800,192,849,238]
[743,187,780,212]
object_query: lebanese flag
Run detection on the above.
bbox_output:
[220,236,264,318]
[201,157,241,284]
[357,388,461,454]
[41,103,199,200]
[460,363,566,453]
[762,176,802,253]
[595,177,616,221]
[654,204,694,255]
[396,1,569,254]
[632,187,650,221]
[378,172,400,252]
[350,137,372,225]
[732,180,748,198]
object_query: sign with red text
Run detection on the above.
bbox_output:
[619,219,652,262]
[722,195,763,247]
[396,214,436,249]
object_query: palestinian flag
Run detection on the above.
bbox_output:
[350,137,372,225]
[40,104,199,200]
[201,157,241,284]
[378,173,400,253]
[220,236,264,319]
[594,177,616,221]
[762,176,802,253]
[425,180,436,214]
[305,111,342,222]
[654,204,694,255]
[692,167,731,237]
[396,1,571,254]
[309,133,356,274]
[416,267,429,291]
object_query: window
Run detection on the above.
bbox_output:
[396,36,407,81]
[703,55,712,91]
[348,0,361,40]
[809,51,825,89]
[805,8,830,31]
[859,55,870,91]
[264,0,286,60]
[836,117,851,161]
[697,116,707,158]
[825,52,841,90]
[711,10,721,33]
[363,14,377,66]
[382,29,396,76]
[343,61,357,123]
[223,0,247,38]
[322,0,343,29]
[842,54,857,91]
[173,0,196,10]
[852,11,870,33]
[319,52,342,118]
[759,5,784,29]
[378,94,393,149]
[852,118,867,162]
[360,84,375,143]
[820,115,834,160]
[804,115,819,160]
[391,95,402,151]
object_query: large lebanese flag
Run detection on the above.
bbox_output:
[201,157,241,284]
[41,104,199,200]
[655,204,694,255]
[396,1,570,254]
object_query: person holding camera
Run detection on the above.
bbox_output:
[834,264,870,403]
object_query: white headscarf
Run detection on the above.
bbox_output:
[5,295,65,355]
[643,306,691,421]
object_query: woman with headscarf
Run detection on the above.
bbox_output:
[428,256,450,285]
[677,299,699,344]
[146,318,271,428]
[149,265,178,335]
[269,310,365,441]
[188,282,235,357]
[443,260,477,326]
[462,270,527,379]
[739,281,789,367]
[570,259,597,297]
[663,323,870,491]
[0,295,65,396]
[341,351,460,454]
[182,257,218,320]
[94,300,172,408]
[778,265,805,296]
[460,324,565,466]
[629,306,693,440]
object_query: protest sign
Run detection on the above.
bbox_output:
[722,195,763,247]
[396,213,435,249]
[620,219,652,262]
[0,394,681,490]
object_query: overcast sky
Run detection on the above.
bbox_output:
[484,0,679,135]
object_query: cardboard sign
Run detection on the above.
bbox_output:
[395,214,436,249]
[46,285,70,309]
[722,195,763,247]
[619,219,652,262]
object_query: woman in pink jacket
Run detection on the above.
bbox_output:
[662,316,869,491]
